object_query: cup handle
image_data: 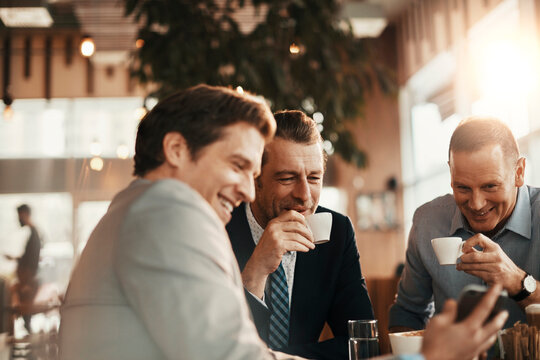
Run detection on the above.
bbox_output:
[458,241,465,258]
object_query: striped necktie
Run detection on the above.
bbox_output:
[268,262,290,350]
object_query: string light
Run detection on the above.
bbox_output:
[3,105,13,121]
[313,112,324,123]
[116,144,130,159]
[90,139,102,156]
[289,43,300,54]
[89,156,104,171]
[80,35,95,57]
[134,106,147,121]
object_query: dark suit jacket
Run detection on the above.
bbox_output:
[226,204,375,360]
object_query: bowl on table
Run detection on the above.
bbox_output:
[388,330,424,355]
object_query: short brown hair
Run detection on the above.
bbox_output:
[273,110,322,144]
[449,116,519,164]
[263,110,326,166]
[134,84,275,177]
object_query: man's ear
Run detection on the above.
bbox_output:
[515,157,526,187]
[162,132,189,168]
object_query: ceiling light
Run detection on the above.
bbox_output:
[2,93,13,121]
[0,7,53,28]
[341,2,388,38]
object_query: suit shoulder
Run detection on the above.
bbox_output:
[122,179,228,253]
[131,179,223,229]
[144,180,209,211]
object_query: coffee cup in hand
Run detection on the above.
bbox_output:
[306,213,332,245]
[431,237,464,265]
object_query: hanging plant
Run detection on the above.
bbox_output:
[125,0,396,168]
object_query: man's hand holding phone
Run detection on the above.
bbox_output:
[456,284,509,323]
[421,283,508,360]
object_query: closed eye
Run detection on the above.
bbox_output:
[278,177,295,184]
[230,156,249,172]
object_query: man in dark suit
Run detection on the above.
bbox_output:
[226,110,374,360]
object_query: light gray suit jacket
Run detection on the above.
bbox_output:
[59,179,274,360]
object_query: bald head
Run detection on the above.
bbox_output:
[449,116,519,166]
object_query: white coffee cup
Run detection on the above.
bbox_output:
[306,212,332,245]
[431,237,464,265]
[389,330,424,355]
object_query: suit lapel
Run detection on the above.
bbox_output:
[226,203,257,270]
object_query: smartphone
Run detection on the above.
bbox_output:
[456,284,508,323]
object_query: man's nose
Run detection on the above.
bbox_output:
[238,174,256,203]
[292,178,310,202]
[469,190,486,210]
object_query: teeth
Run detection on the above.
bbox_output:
[219,197,233,212]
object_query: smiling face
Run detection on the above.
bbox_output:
[251,138,324,228]
[179,122,265,224]
[449,143,525,236]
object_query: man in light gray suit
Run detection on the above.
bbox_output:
[59,84,280,360]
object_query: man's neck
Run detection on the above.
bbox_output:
[249,202,268,229]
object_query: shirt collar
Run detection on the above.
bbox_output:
[245,203,265,245]
[506,186,532,239]
[449,185,531,239]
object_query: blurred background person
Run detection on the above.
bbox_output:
[5,204,42,333]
